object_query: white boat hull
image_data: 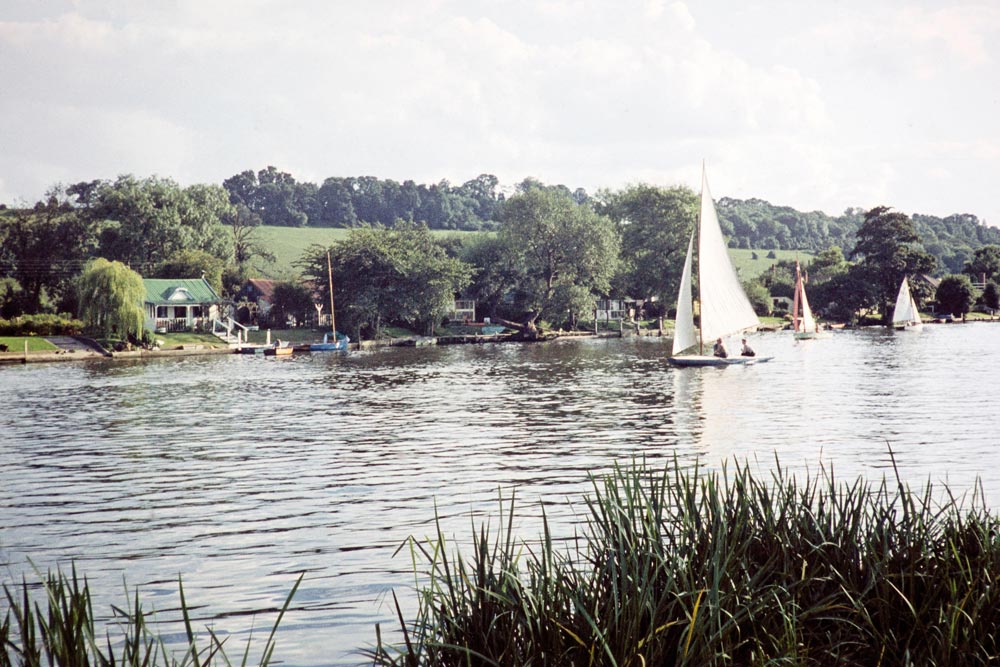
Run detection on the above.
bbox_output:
[794,331,831,340]
[668,354,773,367]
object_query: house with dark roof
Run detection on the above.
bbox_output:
[143,278,223,332]
[234,278,279,325]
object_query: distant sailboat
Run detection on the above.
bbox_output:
[891,276,923,330]
[668,167,769,367]
[792,261,827,340]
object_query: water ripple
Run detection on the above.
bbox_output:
[3,326,1000,665]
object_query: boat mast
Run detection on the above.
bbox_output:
[792,261,802,333]
[326,250,336,337]
[698,162,705,355]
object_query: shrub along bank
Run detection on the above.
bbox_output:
[370,458,1000,666]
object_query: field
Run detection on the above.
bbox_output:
[254,226,476,278]
[729,247,812,279]
[255,226,809,280]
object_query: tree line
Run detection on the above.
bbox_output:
[3,169,1000,342]
[717,199,1000,273]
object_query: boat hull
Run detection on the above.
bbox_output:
[668,355,772,367]
[263,346,293,356]
[308,340,349,351]
[794,331,831,340]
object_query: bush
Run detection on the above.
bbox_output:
[0,313,83,336]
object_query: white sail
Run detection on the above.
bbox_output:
[697,170,761,342]
[908,294,923,328]
[672,231,698,355]
[799,278,816,332]
[892,277,919,325]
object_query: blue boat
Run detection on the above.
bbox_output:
[309,332,349,352]
[310,250,350,352]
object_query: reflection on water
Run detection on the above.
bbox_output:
[2,325,1000,665]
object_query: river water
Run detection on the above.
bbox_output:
[2,324,999,665]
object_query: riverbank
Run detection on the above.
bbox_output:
[0,327,643,365]
[2,315,994,366]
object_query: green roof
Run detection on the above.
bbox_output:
[143,278,221,305]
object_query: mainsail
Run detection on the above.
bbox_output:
[892,276,921,327]
[695,170,761,343]
[794,262,816,333]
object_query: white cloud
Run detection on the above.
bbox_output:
[0,0,998,226]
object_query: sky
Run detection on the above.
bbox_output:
[2,0,999,225]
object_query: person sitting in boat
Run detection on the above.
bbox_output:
[741,338,755,357]
[713,337,728,358]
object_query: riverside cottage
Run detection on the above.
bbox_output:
[143,278,223,333]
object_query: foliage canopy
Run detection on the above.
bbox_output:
[77,258,146,340]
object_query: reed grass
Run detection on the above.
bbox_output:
[368,457,1000,666]
[0,565,300,667]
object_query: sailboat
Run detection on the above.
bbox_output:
[791,261,828,339]
[668,167,769,367]
[891,276,923,330]
[309,250,350,351]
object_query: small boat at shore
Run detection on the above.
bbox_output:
[309,332,349,352]
[263,341,293,356]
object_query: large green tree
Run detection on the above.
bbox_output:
[596,184,697,310]
[459,234,520,322]
[963,245,1000,283]
[298,223,473,339]
[93,176,232,270]
[1,192,98,314]
[152,249,227,296]
[850,207,936,325]
[499,189,620,333]
[77,258,145,340]
[982,281,1000,313]
[268,281,316,327]
[935,274,975,320]
[226,203,274,272]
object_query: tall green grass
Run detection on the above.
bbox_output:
[369,457,1000,665]
[1,566,300,667]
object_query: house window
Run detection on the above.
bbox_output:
[191,306,204,318]
[174,306,187,319]
[156,306,168,318]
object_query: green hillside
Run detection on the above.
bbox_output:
[253,226,478,278]
[729,248,812,280]
[253,226,809,280]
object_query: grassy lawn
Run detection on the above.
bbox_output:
[154,332,231,349]
[0,336,59,353]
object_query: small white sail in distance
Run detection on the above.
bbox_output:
[796,265,816,333]
[892,276,922,327]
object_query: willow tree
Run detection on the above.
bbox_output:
[78,258,146,340]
